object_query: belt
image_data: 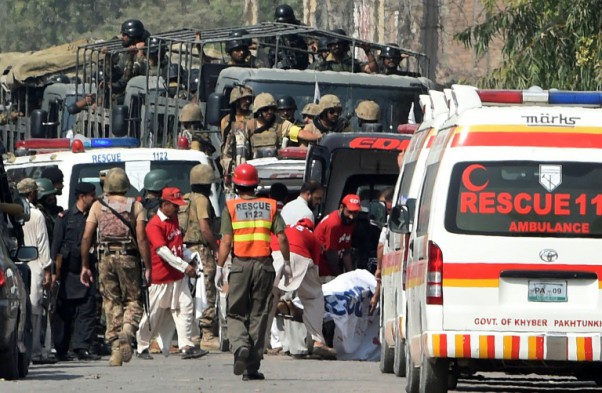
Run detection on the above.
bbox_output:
[103,249,138,256]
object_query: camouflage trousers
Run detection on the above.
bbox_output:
[188,245,217,331]
[98,254,142,343]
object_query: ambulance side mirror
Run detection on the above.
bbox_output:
[389,204,410,234]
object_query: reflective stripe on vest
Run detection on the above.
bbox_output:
[226,197,276,258]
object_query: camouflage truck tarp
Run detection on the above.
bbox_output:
[3,39,92,89]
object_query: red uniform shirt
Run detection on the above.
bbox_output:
[314,210,355,276]
[146,211,185,284]
[271,223,322,264]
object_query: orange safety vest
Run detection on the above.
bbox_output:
[226,197,277,258]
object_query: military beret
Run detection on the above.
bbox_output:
[17,178,37,194]
[41,167,64,183]
[74,182,96,195]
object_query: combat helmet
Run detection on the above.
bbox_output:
[274,4,298,24]
[253,93,277,114]
[190,164,215,185]
[226,29,251,53]
[144,169,171,192]
[229,85,254,104]
[301,103,320,117]
[380,44,402,59]
[179,103,203,123]
[277,96,297,110]
[327,29,348,47]
[318,94,342,116]
[104,167,130,193]
[121,19,145,38]
[35,178,58,199]
[355,100,380,121]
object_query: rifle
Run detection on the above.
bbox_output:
[97,198,151,329]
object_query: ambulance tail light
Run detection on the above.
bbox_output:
[426,240,443,305]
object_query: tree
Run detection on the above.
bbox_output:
[455,0,602,90]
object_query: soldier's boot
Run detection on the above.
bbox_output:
[109,341,123,367]
[119,324,135,363]
[201,328,221,351]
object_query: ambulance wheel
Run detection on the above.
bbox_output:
[405,344,420,393]
[379,327,394,373]
[393,336,406,377]
[418,352,449,393]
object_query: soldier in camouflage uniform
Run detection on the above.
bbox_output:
[316,29,377,74]
[355,100,382,131]
[184,164,220,350]
[226,29,265,68]
[141,169,172,221]
[80,168,151,366]
[296,94,352,145]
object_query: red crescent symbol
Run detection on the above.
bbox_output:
[462,164,489,192]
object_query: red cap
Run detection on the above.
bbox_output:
[161,187,187,206]
[341,194,361,212]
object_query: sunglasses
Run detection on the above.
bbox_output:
[327,108,342,115]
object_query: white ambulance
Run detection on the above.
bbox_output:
[4,137,223,213]
[380,90,448,376]
[398,85,602,392]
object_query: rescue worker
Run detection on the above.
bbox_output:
[226,29,265,68]
[136,187,209,360]
[280,180,324,225]
[269,4,309,70]
[355,100,382,131]
[316,29,377,73]
[18,178,56,364]
[80,167,151,367]
[300,103,320,125]
[141,169,172,220]
[215,163,291,381]
[276,96,300,125]
[314,194,361,280]
[296,94,352,144]
[183,164,220,350]
[51,182,100,361]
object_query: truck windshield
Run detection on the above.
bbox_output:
[246,81,421,132]
[69,160,201,206]
[445,161,602,237]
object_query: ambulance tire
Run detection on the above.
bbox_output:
[393,335,406,377]
[418,352,449,393]
[405,344,420,393]
[379,301,394,373]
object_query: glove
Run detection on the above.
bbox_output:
[215,265,224,292]
[282,260,293,283]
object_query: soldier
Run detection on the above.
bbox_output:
[269,4,309,70]
[145,37,169,78]
[141,169,172,221]
[316,29,377,73]
[276,96,300,125]
[355,100,382,131]
[215,163,291,381]
[226,29,265,68]
[18,178,56,364]
[41,167,65,198]
[220,86,254,182]
[80,167,151,367]
[300,103,320,125]
[179,102,216,156]
[183,164,220,350]
[308,37,329,70]
[378,44,419,77]
[51,182,100,361]
[296,94,352,144]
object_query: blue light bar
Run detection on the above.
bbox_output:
[548,91,602,105]
[88,137,140,148]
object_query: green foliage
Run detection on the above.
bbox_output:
[455,0,602,90]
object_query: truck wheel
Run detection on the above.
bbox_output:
[405,344,420,393]
[418,352,449,393]
[393,336,406,377]
[379,333,394,373]
[0,330,19,380]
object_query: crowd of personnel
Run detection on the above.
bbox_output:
[15,156,392,381]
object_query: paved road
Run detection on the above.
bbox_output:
[3,351,602,393]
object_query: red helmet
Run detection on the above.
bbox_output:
[232,163,259,187]
[177,136,190,149]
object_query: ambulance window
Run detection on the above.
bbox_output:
[397,161,416,206]
[6,165,59,184]
[445,161,602,237]
[415,163,439,236]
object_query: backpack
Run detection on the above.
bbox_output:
[98,196,134,244]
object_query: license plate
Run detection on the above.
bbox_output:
[528,280,567,302]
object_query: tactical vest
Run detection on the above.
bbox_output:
[183,192,216,245]
[250,126,279,159]
[226,197,276,258]
[98,196,134,246]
